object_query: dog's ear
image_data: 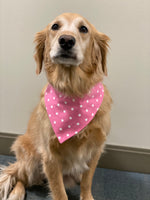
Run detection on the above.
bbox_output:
[34,28,47,75]
[92,31,110,76]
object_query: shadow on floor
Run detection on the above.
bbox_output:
[26,184,80,200]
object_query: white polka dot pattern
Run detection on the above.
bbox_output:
[45,82,104,143]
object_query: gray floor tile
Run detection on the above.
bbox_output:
[0,155,150,200]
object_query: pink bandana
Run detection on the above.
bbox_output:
[45,82,104,143]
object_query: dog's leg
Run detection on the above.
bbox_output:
[80,150,102,200]
[43,158,68,200]
[0,164,17,200]
[0,158,42,200]
[7,181,25,200]
[0,135,43,200]
[0,163,27,200]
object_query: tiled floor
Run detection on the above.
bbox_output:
[0,155,150,200]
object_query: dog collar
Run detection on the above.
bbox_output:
[45,82,104,143]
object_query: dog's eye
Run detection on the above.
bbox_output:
[51,23,60,31]
[79,25,88,33]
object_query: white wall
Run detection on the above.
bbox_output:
[0,0,150,149]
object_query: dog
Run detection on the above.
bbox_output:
[0,13,112,200]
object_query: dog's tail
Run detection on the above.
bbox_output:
[0,163,25,200]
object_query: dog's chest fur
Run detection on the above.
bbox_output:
[50,129,99,177]
[62,142,92,176]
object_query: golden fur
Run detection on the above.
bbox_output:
[0,13,112,200]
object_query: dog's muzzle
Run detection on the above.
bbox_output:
[50,34,83,66]
[57,35,77,60]
[53,35,77,64]
[59,35,76,51]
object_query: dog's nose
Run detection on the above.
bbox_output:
[59,35,76,50]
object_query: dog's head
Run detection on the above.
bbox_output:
[34,13,110,97]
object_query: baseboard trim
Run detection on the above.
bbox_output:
[0,132,19,155]
[0,132,150,173]
[99,144,150,174]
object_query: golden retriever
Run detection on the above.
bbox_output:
[0,13,112,200]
